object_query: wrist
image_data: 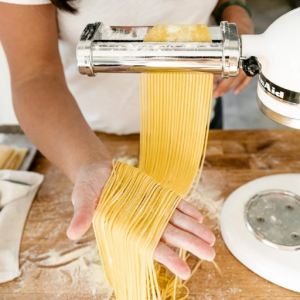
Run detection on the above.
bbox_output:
[75,160,113,185]
[66,136,113,183]
[70,153,113,184]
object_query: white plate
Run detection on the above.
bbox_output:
[220,173,300,293]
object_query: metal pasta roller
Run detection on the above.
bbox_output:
[77,22,242,77]
[77,8,300,129]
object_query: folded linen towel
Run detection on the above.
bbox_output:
[0,170,44,283]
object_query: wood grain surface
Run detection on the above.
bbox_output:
[1,129,300,300]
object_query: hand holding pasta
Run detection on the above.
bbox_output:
[67,162,215,280]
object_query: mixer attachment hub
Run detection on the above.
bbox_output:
[245,190,300,251]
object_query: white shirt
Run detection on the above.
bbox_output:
[1,0,218,134]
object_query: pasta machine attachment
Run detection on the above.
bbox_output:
[76,22,243,77]
[77,8,300,129]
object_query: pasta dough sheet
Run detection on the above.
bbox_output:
[144,24,212,42]
[0,145,28,170]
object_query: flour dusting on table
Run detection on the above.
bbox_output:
[18,240,113,299]
[13,157,224,299]
[188,171,225,231]
[116,156,139,167]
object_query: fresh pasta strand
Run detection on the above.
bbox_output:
[93,71,213,300]
[139,72,213,195]
[94,161,182,299]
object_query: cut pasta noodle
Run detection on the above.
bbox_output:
[94,161,182,300]
[139,72,212,195]
[93,25,216,300]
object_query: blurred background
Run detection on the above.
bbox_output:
[0,0,298,129]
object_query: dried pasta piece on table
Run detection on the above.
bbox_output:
[0,145,28,170]
[13,148,28,170]
[0,145,15,169]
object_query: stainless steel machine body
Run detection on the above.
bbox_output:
[77,22,242,77]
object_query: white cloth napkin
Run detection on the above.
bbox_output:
[0,170,44,283]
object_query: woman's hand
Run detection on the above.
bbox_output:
[212,1,254,98]
[154,200,215,280]
[67,162,112,240]
[213,71,253,98]
[67,162,216,281]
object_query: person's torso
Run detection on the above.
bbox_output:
[58,0,218,134]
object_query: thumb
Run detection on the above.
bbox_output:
[67,180,98,240]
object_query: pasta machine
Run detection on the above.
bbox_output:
[77,8,300,128]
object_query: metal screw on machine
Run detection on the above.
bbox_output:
[256,216,265,223]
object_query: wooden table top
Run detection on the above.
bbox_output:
[1,129,300,300]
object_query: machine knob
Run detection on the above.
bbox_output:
[242,56,260,77]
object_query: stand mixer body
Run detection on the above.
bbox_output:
[242,8,300,129]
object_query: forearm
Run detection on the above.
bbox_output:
[12,74,111,183]
[214,0,254,35]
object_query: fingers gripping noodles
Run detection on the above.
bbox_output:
[93,25,214,300]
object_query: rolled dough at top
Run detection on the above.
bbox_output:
[144,24,212,42]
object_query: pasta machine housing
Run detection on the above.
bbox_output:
[77,21,243,78]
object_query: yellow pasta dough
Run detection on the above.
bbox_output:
[93,25,214,300]
[144,24,212,43]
